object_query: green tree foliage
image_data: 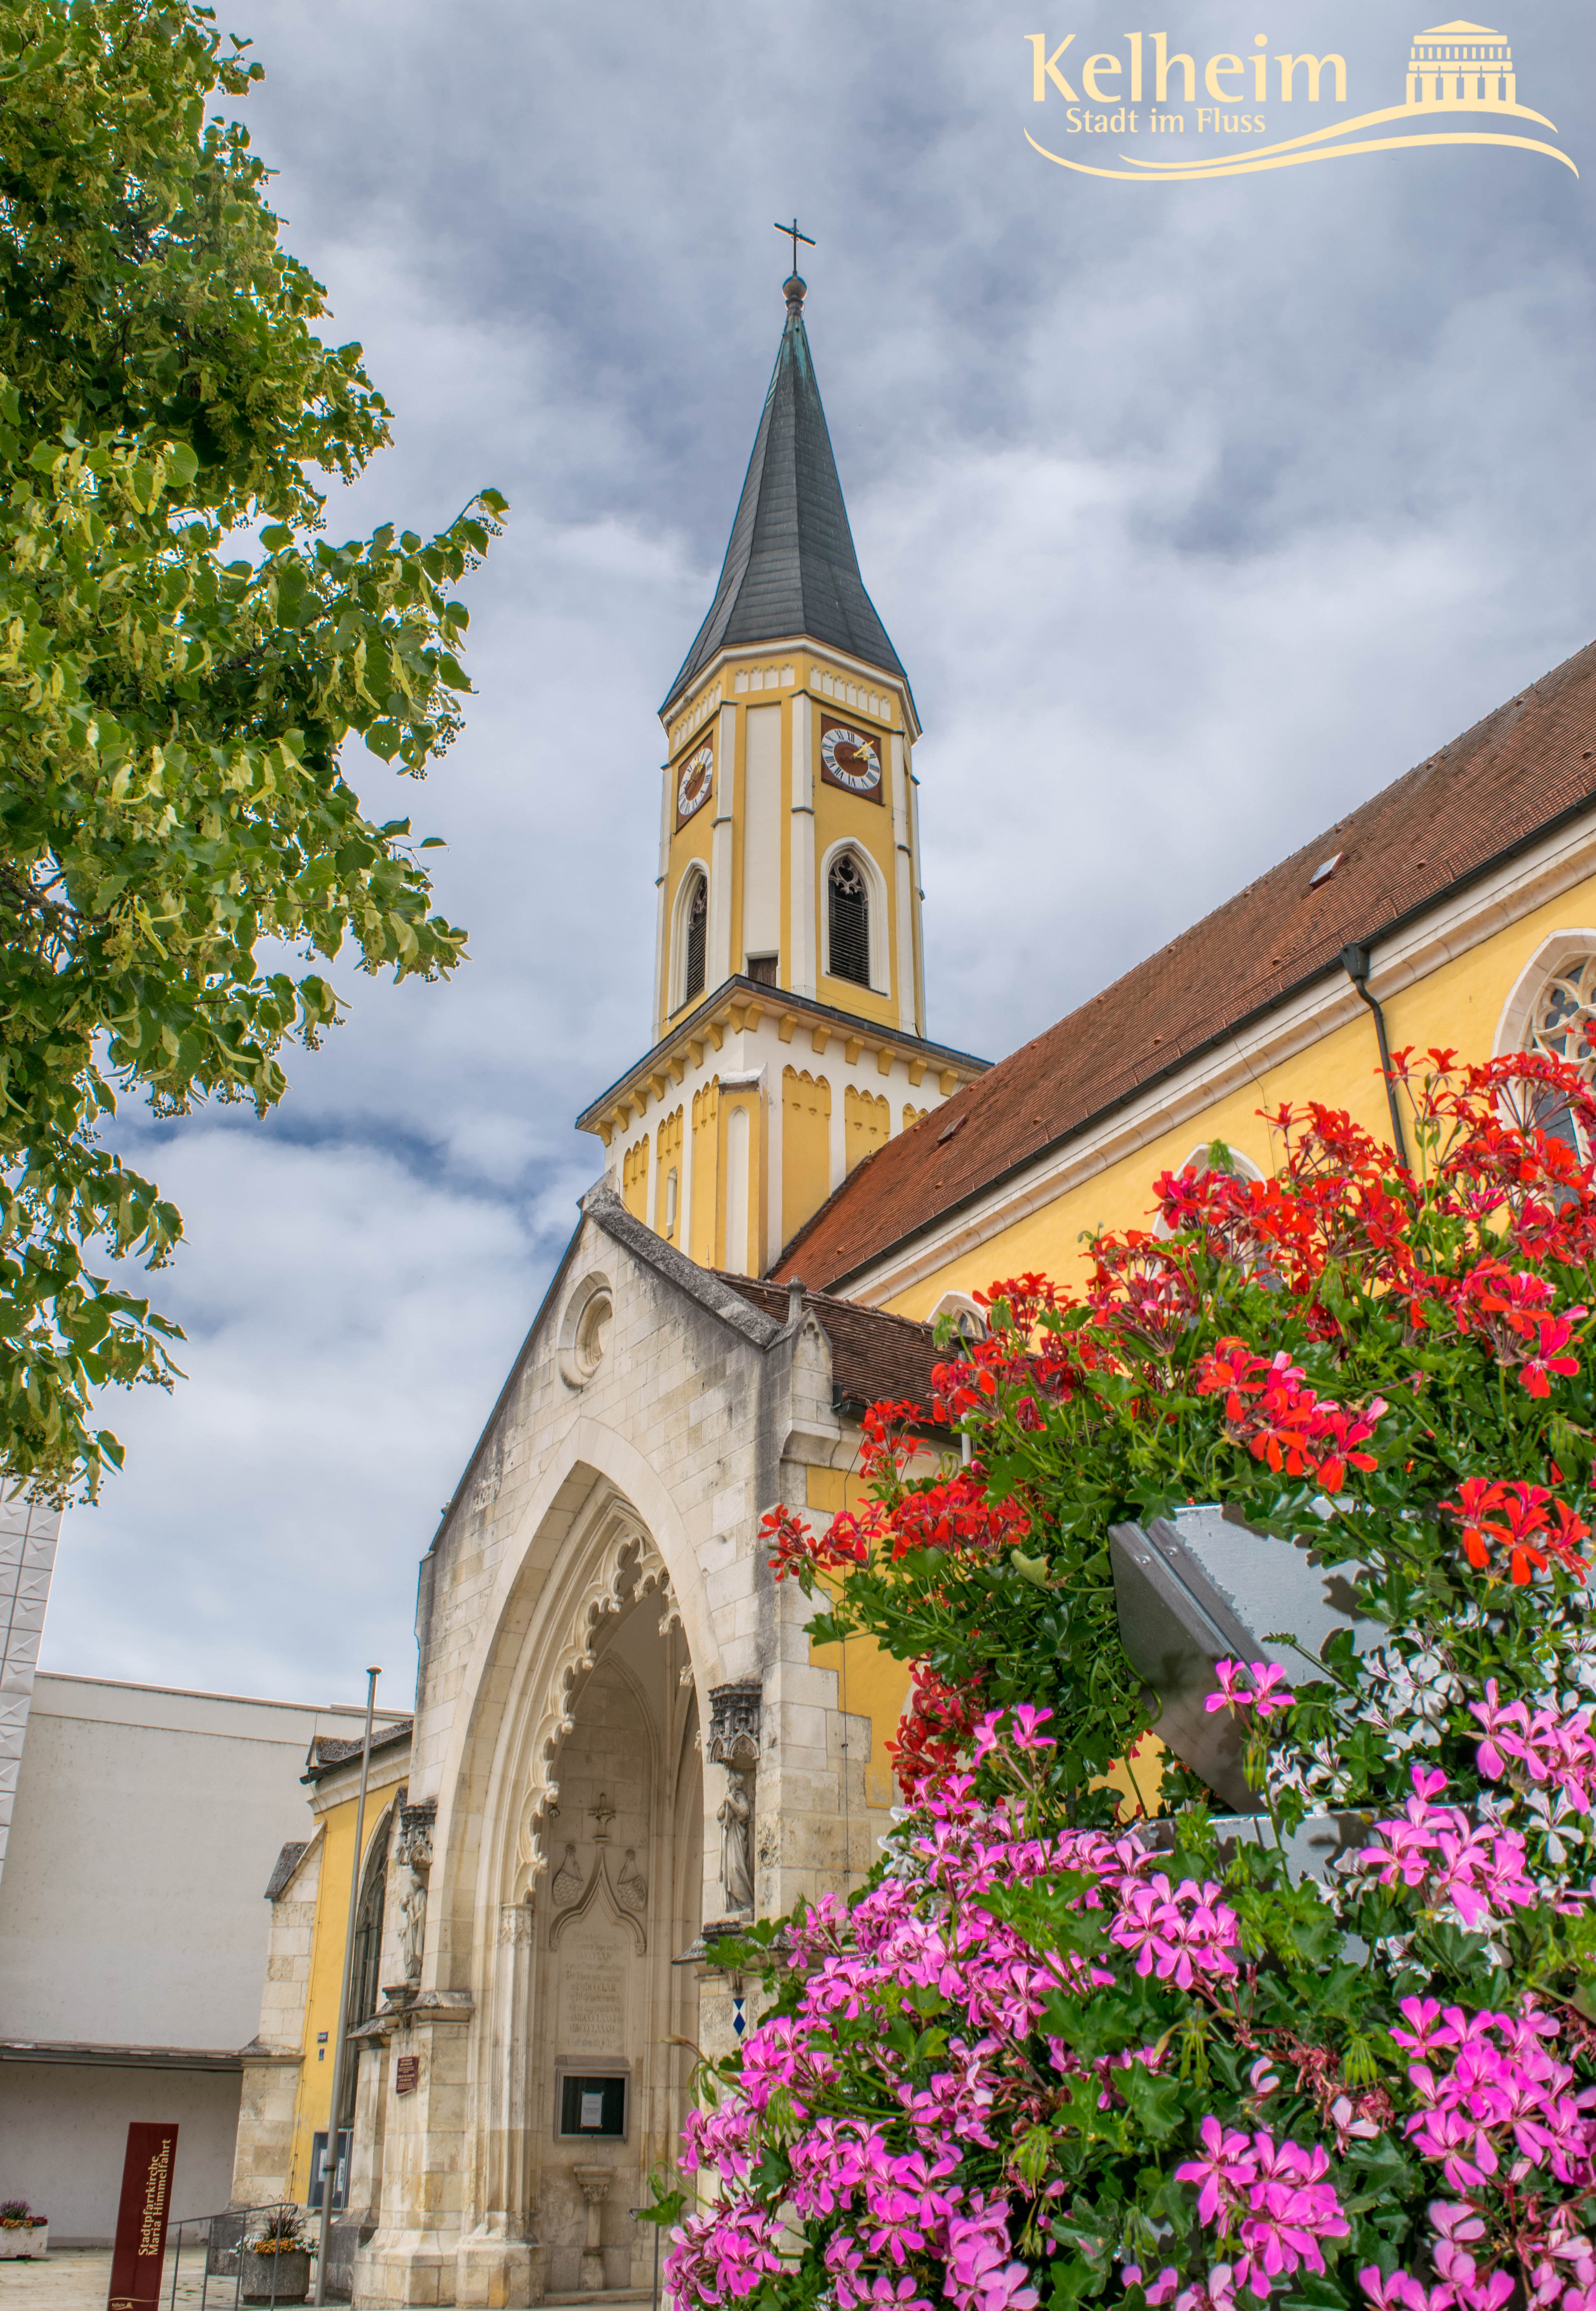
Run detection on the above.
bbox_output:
[0,0,505,1499]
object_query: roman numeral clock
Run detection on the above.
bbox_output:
[818,718,883,799]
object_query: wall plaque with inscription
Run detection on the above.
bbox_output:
[394,2055,419,2095]
[558,1939,629,2056]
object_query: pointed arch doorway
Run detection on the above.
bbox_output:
[530,1595,702,2296]
[446,1504,706,2311]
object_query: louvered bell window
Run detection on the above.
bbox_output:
[828,855,870,988]
[685,876,707,1002]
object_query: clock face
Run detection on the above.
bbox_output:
[676,738,714,827]
[819,718,883,799]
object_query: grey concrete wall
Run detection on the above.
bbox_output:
[0,2061,244,2242]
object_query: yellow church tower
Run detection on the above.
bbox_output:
[577,264,987,1275]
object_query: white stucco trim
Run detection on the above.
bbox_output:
[789,693,817,999]
[1493,929,1596,1056]
[890,734,916,1033]
[709,704,737,991]
[929,1289,986,1339]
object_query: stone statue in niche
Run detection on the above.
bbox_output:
[398,1872,427,1982]
[716,1772,754,1912]
[707,1680,762,1917]
[396,1800,436,1986]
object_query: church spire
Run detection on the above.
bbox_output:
[574,269,983,1286]
[662,272,907,713]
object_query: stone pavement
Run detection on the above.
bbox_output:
[0,2251,653,2311]
[0,2247,215,2311]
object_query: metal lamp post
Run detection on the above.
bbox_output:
[313,1668,381,2308]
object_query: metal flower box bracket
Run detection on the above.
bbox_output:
[1109,1504,1382,1814]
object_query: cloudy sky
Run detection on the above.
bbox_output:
[40,0,1596,1707]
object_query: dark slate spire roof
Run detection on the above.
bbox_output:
[663,277,908,712]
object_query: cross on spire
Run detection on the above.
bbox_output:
[774,216,815,278]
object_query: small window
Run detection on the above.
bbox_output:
[560,2075,626,2138]
[308,2128,351,2211]
[828,855,870,988]
[664,1167,679,1237]
[746,954,778,987]
[685,876,707,1002]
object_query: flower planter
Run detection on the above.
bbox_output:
[0,2224,48,2260]
[241,2247,311,2303]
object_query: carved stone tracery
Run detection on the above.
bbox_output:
[706,1680,762,1770]
[497,1900,535,1946]
[516,1522,677,1887]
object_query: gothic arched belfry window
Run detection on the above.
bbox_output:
[828,853,870,987]
[685,875,707,1003]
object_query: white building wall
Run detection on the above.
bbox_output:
[0,1676,405,2242]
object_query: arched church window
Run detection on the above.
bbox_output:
[340,1808,393,2128]
[1152,1140,1265,1240]
[684,875,707,1003]
[1525,954,1596,1156]
[931,1290,987,1342]
[828,853,870,988]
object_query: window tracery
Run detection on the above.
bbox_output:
[828,853,870,988]
[1526,954,1596,1154]
[930,1290,987,1342]
[684,875,707,1003]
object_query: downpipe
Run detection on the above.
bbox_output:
[1339,942,1411,1171]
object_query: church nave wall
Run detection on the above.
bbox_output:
[873,851,1596,1326]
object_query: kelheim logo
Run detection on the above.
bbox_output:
[1025,22,1576,180]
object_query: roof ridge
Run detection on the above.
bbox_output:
[717,1269,935,1338]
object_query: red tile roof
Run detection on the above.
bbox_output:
[716,1274,943,1417]
[771,636,1596,1293]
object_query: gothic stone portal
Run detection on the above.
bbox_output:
[536,1625,700,2297]
[346,1198,894,2311]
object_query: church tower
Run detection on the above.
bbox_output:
[578,268,986,1276]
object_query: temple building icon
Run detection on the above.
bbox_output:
[1406,20,1517,108]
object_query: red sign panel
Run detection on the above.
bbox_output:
[107,2123,178,2311]
[395,2054,419,2095]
